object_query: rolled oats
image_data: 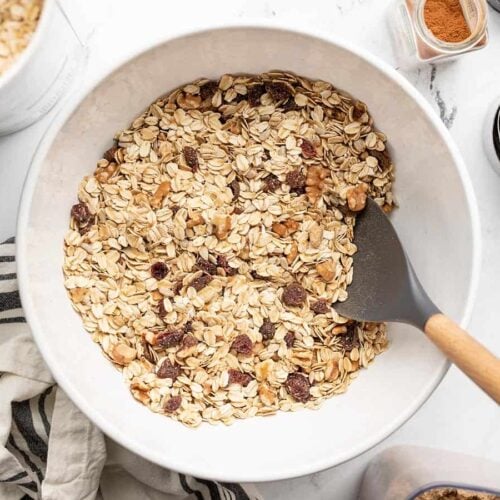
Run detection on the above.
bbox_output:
[63,71,393,427]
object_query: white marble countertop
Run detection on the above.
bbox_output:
[1,1,499,498]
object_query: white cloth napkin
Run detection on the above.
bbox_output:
[0,238,262,500]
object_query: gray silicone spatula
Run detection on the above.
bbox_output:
[335,198,500,403]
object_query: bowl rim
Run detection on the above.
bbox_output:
[16,22,482,482]
[0,0,55,88]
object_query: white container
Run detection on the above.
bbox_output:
[360,446,500,500]
[16,25,481,482]
[0,0,85,135]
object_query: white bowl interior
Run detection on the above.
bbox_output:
[18,27,476,481]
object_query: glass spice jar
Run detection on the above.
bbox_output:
[388,0,488,68]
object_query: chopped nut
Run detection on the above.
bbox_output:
[346,183,368,212]
[306,165,328,204]
[316,260,335,282]
[286,242,298,265]
[69,287,87,303]
[150,181,171,209]
[187,213,205,228]
[95,163,119,183]
[309,222,323,248]
[213,214,231,240]
[325,359,340,381]
[258,382,277,406]
[272,219,299,238]
[255,359,274,381]
[111,343,136,365]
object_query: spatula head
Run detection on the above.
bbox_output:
[334,198,439,329]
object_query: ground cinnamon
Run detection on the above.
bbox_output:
[423,0,471,43]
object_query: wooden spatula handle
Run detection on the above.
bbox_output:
[425,314,500,404]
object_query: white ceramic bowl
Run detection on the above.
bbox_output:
[17,25,481,482]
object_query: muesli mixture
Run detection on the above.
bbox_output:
[63,71,394,427]
[0,0,43,75]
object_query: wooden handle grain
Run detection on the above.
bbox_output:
[425,314,500,404]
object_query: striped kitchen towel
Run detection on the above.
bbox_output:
[0,238,262,500]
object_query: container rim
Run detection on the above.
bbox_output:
[0,0,55,89]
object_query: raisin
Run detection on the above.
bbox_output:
[151,262,168,280]
[181,334,197,349]
[300,139,316,159]
[285,169,306,195]
[284,331,295,348]
[282,283,307,307]
[228,369,253,387]
[158,300,167,319]
[229,179,240,200]
[233,207,243,215]
[216,255,237,276]
[157,359,182,380]
[156,330,184,348]
[171,204,180,215]
[265,81,292,102]
[231,334,253,355]
[190,272,212,291]
[195,256,217,275]
[332,108,346,121]
[311,299,330,314]
[200,80,218,100]
[183,321,193,334]
[259,319,276,341]
[263,174,281,193]
[282,99,299,112]
[71,202,92,225]
[164,395,182,413]
[183,146,199,171]
[250,270,267,281]
[103,145,118,163]
[285,373,311,403]
[173,280,183,295]
[352,103,365,121]
[370,149,392,170]
[247,84,265,107]
[338,322,360,352]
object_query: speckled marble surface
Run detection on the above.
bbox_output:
[1,1,499,498]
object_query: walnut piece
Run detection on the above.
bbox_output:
[316,260,335,282]
[346,183,368,212]
[258,382,277,406]
[187,212,205,228]
[325,359,340,381]
[272,219,299,238]
[255,359,274,381]
[286,242,298,265]
[111,343,136,365]
[151,181,171,209]
[213,214,232,240]
[95,163,119,183]
[309,222,323,248]
[306,165,328,204]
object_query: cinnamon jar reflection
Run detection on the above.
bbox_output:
[388,0,488,68]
